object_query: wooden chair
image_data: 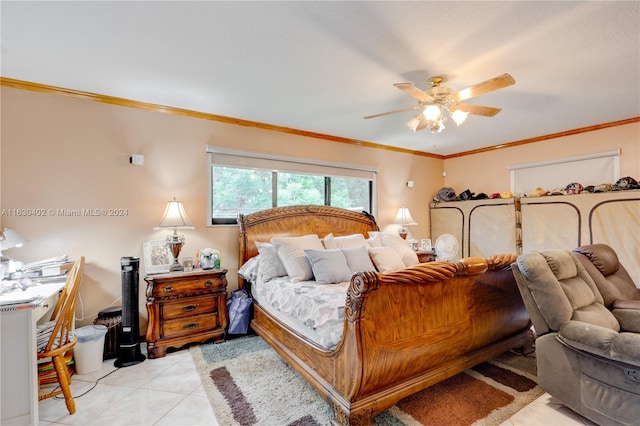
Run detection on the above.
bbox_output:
[37,256,85,414]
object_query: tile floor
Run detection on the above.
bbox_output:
[39,345,597,426]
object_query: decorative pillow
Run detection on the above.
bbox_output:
[369,247,406,272]
[341,246,376,273]
[255,242,288,281]
[322,233,338,249]
[271,235,324,282]
[333,233,369,249]
[304,249,352,284]
[375,232,420,267]
[237,255,260,282]
[367,233,382,248]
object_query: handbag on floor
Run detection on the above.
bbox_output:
[227,289,252,334]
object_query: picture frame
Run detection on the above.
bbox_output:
[142,239,173,274]
[420,239,432,251]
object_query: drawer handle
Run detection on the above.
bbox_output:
[204,280,213,287]
[183,304,198,312]
[163,285,174,293]
[183,322,199,330]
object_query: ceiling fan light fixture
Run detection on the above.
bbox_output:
[431,120,445,133]
[423,104,441,121]
[451,109,469,126]
[366,73,515,135]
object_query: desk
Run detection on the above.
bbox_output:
[0,280,65,425]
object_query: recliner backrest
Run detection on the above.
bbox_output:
[573,244,639,308]
[513,250,620,334]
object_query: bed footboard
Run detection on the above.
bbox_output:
[251,254,532,425]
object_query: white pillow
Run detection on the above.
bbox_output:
[369,247,406,272]
[367,233,382,248]
[341,246,376,273]
[304,249,352,284]
[255,242,288,281]
[322,233,338,249]
[271,235,324,282]
[374,232,420,267]
[237,256,260,282]
[333,233,370,249]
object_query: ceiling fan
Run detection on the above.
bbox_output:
[364,73,515,133]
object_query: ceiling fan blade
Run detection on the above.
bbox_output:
[451,73,515,102]
[393,83,434,102]
[451,103,502,117]
[363,105,421,119]
[406,114,428,132]
[414,116,428,131]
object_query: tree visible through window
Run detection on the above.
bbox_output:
[211,166,372,224]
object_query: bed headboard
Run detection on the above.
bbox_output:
[238,205,379,265]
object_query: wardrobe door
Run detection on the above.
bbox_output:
[589,198,640,286]
[468,203,516,257]
[430,206,464,259]
[520,201,580,252]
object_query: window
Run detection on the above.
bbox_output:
[207,146,377,224]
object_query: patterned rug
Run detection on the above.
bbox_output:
[191,336,542,426]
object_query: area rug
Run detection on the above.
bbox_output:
[191,336,541,426]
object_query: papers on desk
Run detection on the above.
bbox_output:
[0,255,71,311]
[9,255,72,282]
[0,280,62,311]
[21,255,72,274]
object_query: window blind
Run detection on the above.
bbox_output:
[206,146,377,180]
[509,150,620,195]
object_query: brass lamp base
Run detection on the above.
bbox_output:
[167,231,185,272]
[398,228,408,240]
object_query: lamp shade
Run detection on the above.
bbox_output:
[154,199,195,230]
[393,207,417,226]
[0,228,27,250]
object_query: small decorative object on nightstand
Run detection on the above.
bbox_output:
[416,250,436,263]
[197,248,220,270]
[145,268,228,358]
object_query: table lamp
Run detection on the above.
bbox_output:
[393,207,417,240]
[154,199,194,271]
[0,228,27,260]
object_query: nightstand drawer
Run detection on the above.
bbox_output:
[149,273,226,298]
[145,269,228,358]
[161,313,221,339]
[161,296,219,320]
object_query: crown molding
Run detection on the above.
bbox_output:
[445,116,640,159]
[2,77,637,160]
[0,77,443,160]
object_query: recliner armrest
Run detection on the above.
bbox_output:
[613,299,640,310]
[558,321,640,367]
[613,307,640,333]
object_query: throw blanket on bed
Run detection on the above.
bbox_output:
[253,276,349,349]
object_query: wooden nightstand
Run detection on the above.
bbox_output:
[416,250,436,263]
[144,269,228,358]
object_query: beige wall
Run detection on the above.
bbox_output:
[1,87,442,330]
[442,122,640,195]
[2,87,638,333]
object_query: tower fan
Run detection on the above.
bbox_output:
[115,256,146,367]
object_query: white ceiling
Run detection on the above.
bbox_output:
[1,1,639,156]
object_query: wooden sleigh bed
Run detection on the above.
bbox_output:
[238,205,532,425]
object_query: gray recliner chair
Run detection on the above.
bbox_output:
[512,249,640,426]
